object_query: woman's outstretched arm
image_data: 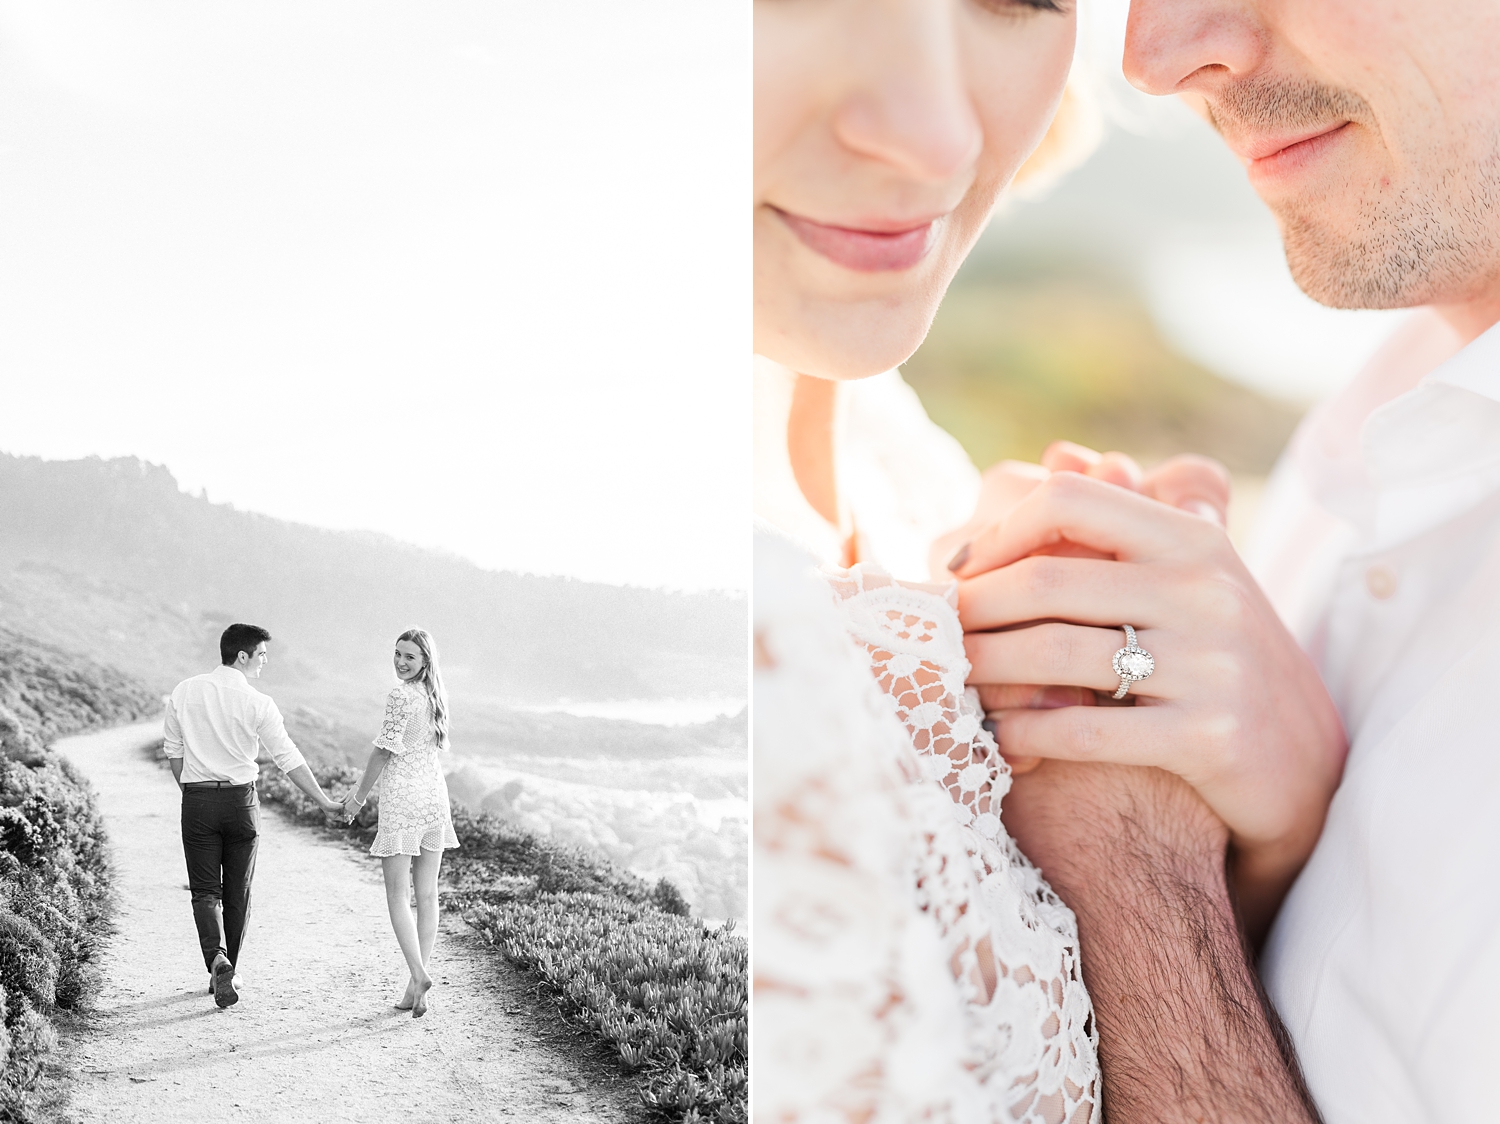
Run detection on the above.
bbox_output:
[343,748,391,819]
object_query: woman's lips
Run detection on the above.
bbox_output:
[775,208,940,273]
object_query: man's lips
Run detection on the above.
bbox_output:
[1236,122,1352,180]
[774,208,941,273]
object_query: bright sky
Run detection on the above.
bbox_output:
[0,2,748,591]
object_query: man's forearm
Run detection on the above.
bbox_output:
[1054,800,1321,1122]
[169,757,184,787]
[1004,764,1322,1123]
[284,764,331,807]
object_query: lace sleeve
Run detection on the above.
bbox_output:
[825,562,1101,1124]
[373,687,416,755]
[754,530,986,1122]
[826,565,1008,838]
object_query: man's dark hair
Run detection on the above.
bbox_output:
[220,623,272,666]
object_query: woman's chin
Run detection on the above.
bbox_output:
[754,305,936,381]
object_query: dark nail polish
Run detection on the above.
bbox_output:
[981,717,998,738]
[947,542,971,573]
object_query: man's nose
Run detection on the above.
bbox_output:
[831,3,983,184]
[1124,0,1267,96]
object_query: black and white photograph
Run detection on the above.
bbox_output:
[0,4,745,1123]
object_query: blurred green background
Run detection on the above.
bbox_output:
[902,256,1302,476]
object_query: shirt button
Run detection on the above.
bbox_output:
[1365,565,1398,600]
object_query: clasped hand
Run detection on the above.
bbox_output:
[338,789,364,823]
[942,444,1348,936]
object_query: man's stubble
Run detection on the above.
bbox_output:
[1209,77,1500,310]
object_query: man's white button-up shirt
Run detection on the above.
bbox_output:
[163,665,306,784]
[1251,316,1500,1124]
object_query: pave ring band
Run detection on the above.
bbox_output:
[1111,625,1155,700]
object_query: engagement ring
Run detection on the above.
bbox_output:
[1111,625,1154,699]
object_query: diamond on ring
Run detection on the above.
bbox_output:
[1111,625,1154,700]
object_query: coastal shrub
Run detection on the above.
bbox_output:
[650,877,692,918]
[0,712,41,770]
[257,760,748,1123]
[0,797,65,871]
[0,912,55,1020]
[3,999,54,1094]
[0,627,158,1118]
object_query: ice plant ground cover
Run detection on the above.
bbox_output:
[465,892,747,1123]
[258,763,749,1124]
[0,627,159,1121]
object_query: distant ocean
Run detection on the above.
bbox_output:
[445,751,747,923]
[508,697,745,726]
[444,694,747,922]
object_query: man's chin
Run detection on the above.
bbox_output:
[1285,249,1420,311]
[1276,205,1446,311]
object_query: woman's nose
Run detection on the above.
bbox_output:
[831,4,983,184]
[1124,0,1266,96]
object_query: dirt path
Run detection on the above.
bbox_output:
[54,721,645,1124]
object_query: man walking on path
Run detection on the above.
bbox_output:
[163,623,342,1008]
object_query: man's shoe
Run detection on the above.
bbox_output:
[211,955,238,1008]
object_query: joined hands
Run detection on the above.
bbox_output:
[339,789,365,824]
[942,441,1347,939]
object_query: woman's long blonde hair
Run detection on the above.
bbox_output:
[398,628,450,749]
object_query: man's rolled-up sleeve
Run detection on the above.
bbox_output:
[162,695,185,760]
[257,700,307,774]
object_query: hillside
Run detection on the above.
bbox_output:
[0,452,747,926]
[0,452,746,754]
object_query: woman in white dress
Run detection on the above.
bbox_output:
[343,628,460,1017]
[753,0,1348,1118]
[754,3,1105,1119]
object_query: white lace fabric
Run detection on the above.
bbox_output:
[370,682,460,857]
[753,529,1099,1124]
[828,562,1099,1124]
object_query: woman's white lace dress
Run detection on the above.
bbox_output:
[754,359,1100,1124]
[370,682,459,857]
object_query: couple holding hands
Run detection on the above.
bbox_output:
[164,623,457,1017]
[754,0,1500,1121]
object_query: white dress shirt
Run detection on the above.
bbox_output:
[163,665,306,784]
[1252,316,1500,1124]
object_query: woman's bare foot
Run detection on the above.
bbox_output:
[395,977,418,1011]
[411,973,433,1018]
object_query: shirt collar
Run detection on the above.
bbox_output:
[213,665,249,684]
[1422,316,1500,401]
[1299,317,1500,551]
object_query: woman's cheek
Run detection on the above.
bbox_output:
[971,31,1077,176]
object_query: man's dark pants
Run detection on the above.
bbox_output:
[181,783,259,972]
